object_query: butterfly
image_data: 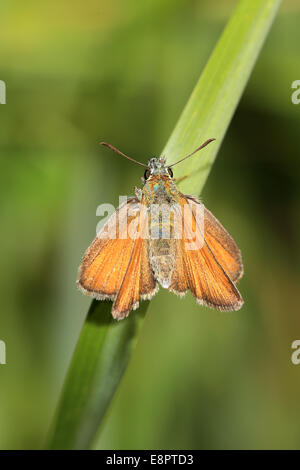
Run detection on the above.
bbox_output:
[77,140,244,320]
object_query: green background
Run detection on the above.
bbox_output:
[0,0,299,449]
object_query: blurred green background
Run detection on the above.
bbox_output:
[0,0,300,450]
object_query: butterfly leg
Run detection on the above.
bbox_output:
[175,174,190,184]
[135,187,143,201]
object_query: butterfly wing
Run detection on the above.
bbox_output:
[170,197,243,311]
[77,198,157,319]
[112,202,158,318]
[187,196,243,283]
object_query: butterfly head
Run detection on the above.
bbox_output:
[144,156,173,181]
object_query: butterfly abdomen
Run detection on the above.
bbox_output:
[147,205,177,289]
[149,239,176,289]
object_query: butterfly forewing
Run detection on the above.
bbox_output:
[77,198,157,318]
[186,196,243,283]
[112,202,158,319]
[170,197,243,311]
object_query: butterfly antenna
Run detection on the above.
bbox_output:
[168,138,216,168]
[100,142,148,168]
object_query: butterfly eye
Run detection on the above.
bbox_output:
[167,167,173,178]
[144,169,151,180]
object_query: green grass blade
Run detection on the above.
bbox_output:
[48,300,148,449]
[47,0,281,450]
[164,0,282,195]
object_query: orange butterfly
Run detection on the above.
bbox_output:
[77,140,243,319]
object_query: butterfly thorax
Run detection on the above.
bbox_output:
[143,175,179,205]
[141,156,177,202]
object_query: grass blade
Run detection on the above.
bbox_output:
[164,0,282,195]
[47,0,282,450]
[48,300,148,449]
